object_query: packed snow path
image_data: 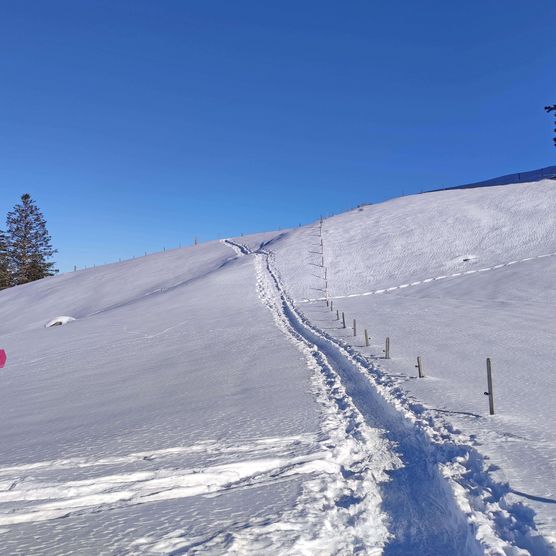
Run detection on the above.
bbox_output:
[224,238,554,555]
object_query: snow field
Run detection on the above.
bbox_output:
[0,241,326,553]
[257,180,556,552]
[0,178,555,554]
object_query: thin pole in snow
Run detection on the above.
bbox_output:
[364,329,369,347]
[416,356,424,378]
[353,319,357,336]
[342,312,346,328]
[384,337,390,359]
[484,358,495,415]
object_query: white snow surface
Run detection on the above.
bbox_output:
[45,316,76,328]
[0,179,555,554]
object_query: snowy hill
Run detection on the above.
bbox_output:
[1,179,555,554]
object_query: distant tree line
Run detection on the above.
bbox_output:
[0,194,57,291]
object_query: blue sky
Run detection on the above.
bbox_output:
[1,1,555,272]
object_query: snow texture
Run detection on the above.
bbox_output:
[0,179,555,554]
[45,316,76,328]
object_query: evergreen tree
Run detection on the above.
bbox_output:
[0,229,10,290]
[545,104,556,147]
[6,194,57,285]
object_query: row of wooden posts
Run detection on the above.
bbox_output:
[325,297,496,415]
[316,217,495,416]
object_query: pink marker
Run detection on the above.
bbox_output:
[0,349,6,369]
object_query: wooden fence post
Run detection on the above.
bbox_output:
[342,312,346,328]
[416,356,424,378]
[353,319,357,336]
[384,337,390,359]
[336,309,339,320]
[484,358,495,415]
[364,329,369,347]
[330,301,333,312]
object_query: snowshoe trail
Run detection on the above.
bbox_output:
[223,238,552,555]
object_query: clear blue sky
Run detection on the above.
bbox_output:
[1,1,555,272]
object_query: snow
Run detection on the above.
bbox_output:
[267,179,556,552]
[0,241,323,553]
[1,179,555,554]
[45,316,75,328]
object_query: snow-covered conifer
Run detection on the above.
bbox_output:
[0,228,10,289]
[6,194,57,285]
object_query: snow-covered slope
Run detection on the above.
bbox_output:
[0,241,326,553]
[266,179,556,551]
[1,179,555,554]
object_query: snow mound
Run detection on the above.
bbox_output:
[45,316,76,328]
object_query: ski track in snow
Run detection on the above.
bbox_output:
[0,436,325,527]
[219,238,554,555]
[1,237,552,554]
[298,251,556,303]
[125,240,397,555]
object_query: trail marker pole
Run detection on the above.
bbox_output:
[336,309,339,320]
[364,329,369,347]
[353,319,357,336]
[330,301,333,312]
[416,356,424,378]
[484,358,495,415]
[384,337,390,359]
[326,298,329,307]
[342,312,346,328]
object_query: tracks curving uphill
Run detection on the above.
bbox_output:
[223,238,552,555]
